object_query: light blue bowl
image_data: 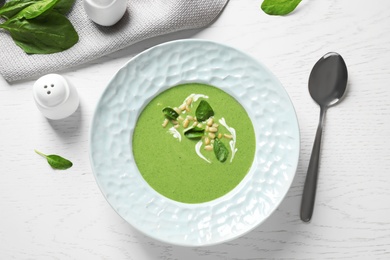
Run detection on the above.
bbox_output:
[89,39,300,246]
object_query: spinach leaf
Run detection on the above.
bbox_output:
[35,149,73,170]
[54,0,75,14]
[162,107,179,120]
[195,100,214,122]
[0,0,36,19]
[0,11,78,54]
[0,0,75,19]
[184,126,205,139]
[14,0,60,19]
[213,138,229,162]
[261,0,302,16]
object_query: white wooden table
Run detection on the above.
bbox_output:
[1,0,390,258]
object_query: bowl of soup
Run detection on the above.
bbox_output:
[89,39,300,246]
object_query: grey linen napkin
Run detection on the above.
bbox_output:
[0,0,228,82]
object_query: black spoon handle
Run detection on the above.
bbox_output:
[300,108,326,222]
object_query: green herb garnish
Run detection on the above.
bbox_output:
[35,149,73,170]
[0,0,36,19]
[162,107,179,120]
[52,0,75,15]
[195,100,214,122]
[0,0,78,54]
[261,0,302,16]
[213,138,229,162]
[184,126,204,139]
[0,0,74,18]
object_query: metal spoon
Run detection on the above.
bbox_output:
[300,52,348,222]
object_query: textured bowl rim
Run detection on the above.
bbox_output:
[89,39,300,246]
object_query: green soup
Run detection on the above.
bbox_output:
[132,83,255,203]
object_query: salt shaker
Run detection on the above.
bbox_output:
[33,74,79,120]
[83,0,128,26]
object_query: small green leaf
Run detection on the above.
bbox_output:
[0,11,79,54]
[261,0,302,16]
[162,107,179,120]
[54,0,76,14]
[14,0,60,19]
[184,126,205,139]
[195,100,214,122]
[0,0,78,54]
[213,138,229,163]
[0,0,36,19]
[35,149,73,170]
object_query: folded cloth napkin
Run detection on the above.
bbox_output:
[0,0,228,82]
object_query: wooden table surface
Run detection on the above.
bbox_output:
[1,0,390,259]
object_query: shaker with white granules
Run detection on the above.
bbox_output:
[33,74,79,120]
[83,0,128,26]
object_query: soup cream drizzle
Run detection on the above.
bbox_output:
[219,117,238,163]
[167,126,181,142]
[195,140,211,163]
[188,94,209,103]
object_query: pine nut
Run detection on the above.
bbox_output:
[179,104,186,111]
[224,134,233,139]
[174,107,181,114]
[204,137,210,145]
[218,133,222,139]
[212,123,219,128]
[197,123,203,128]
[207,118,213,126]
[186,115,194,121]
[162,119,169,128]
[183,119,189,128]
[204,145,213,151]
[186,97,193,106]
[174,124,180,129]
[208,132,216,139]
[208,127,218,132]
[192,121,198,127]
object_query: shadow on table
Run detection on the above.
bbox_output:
[46,103,83,142]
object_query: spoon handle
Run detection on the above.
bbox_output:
[300,108,326,222]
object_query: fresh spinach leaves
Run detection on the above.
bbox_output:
[261,0,302,16]
[162,107,179,120]
[35,149,73,170]
[0,0,36,19]
[14,0,60,19]
[0,0,78,54]
[184,126,205,139]
[53,0,75,15]
[195,100,214,122]
[213,138,229,163]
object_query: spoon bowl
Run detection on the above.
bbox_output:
[309,52,348,107]
[300,52,348,222]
